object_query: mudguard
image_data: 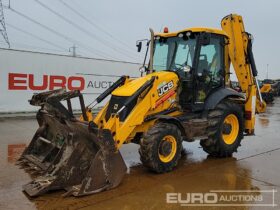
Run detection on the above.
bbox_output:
[204,88,245,110]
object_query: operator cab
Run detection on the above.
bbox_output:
[151,28,228,111]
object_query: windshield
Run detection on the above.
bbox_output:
[153,36,196,72]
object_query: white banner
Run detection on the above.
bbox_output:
[0,49,140,113]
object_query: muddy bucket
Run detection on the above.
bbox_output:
[18,89,127,197]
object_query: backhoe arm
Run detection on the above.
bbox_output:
[221,14,266,134]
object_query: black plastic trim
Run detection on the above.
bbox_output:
[204,87,245,110]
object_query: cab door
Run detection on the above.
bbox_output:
[194,34,225,106]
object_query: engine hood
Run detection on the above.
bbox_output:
[112,71,178,97]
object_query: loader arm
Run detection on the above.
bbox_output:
[221,14,266,133]
[93,72,181,149]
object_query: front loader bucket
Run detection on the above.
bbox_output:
[18,89,127,197]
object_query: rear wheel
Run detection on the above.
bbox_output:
[139,122,182,173]
[200,101,244,157]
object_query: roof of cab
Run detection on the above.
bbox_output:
[155,27,228,38]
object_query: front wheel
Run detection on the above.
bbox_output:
[139,122,183,173]
[200,101,244,157]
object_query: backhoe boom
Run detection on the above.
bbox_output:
[221,14,266,133]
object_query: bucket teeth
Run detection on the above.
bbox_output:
[22,162,42,173]
[30,170,41,176]
[17,159,28,166]
[15,160,23,166]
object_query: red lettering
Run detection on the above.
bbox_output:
[29,74,48,90]
[8,73,85,91]
[8,73,27,90]
[49,75,66,90]
[68,76,85,91]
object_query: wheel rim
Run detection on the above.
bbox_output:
[222,114,239,145]
[158,135,177,163]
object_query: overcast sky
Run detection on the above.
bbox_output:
[1,0,279,79]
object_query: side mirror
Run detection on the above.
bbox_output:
[136,41,142,52]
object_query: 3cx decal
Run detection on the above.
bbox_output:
[157,81,174,97]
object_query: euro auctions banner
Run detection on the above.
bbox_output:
[0,49,140,113]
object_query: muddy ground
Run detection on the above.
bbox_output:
[0,99,279,210]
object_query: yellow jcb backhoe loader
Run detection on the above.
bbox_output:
[18,14,266,197]
[260,79,278,103]
[260,83,274,103]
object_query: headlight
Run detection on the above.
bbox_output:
[178,33,184,38]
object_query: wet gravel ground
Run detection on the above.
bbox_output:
[0,98,279,210]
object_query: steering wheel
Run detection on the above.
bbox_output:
[175,63,191,73]
[173,63,191,78]
[173,63,184,70]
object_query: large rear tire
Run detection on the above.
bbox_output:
[139,122,182,173]
[200,101,244,157]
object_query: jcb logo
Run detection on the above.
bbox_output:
[157,81,174,96]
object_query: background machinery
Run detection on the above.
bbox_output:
[260,81,274,103]
[18,14,266,197]
[259,79,280,103]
